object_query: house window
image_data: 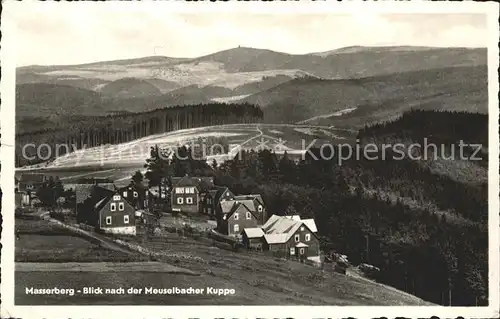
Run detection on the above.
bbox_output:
[246,212,251,220]
[186,197,193,204]
[185,187,191,194]
[258,205,263,212]
[190,187,196,193]
[207,198,211,204]
[290,247,295,255]
[106,216,112,225]
[295,234,300,242]
[234,213,239,220]
[305,234,311,241]
[113,195,121,201]
[110,203,116,211]
[133,191,138,198]
[123,191,128,197]
[176,187,184,194]
[300,248,305,255]
[300,226,304,231]
[119,202,124,211]
[144,200,148,207]
[226,192,230,196]
[233,224,239,233]
[177,197,184,204]
[124,215,129,224]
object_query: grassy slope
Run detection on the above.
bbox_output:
[15,235,432,305]
[14,216,431,305]
[15,218,149,262]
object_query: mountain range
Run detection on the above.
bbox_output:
[16,45,488,133]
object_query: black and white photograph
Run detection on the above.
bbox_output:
[1,1,499,318]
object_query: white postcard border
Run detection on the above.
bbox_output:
[1,1,499,318]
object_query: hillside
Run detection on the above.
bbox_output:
[243,65,487,127]
[192,46,485,79]
[16,46,486,89]
[202,109,488,306]
[16,83,106,117]
[144,78,182,93]
[98,77,163,98]
[16,71,110,90]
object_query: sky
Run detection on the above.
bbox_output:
[4,2,489,67]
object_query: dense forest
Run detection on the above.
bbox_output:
[15,102,263,166]
[142,109,488,306]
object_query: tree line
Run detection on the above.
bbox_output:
[16,102,263,167]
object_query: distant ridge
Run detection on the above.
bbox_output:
[17,45,486,69]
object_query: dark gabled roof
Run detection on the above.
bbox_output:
[171,175,215,192]
[19,173,46,183]
[79,185,115,206]
[198,177,214,192]
[172,175,199,187]
[234,194,264,206]
[227,201,259,220]
[94,196,111,211]
[207,189,218,198]
[171,177,183,186]
[214,186,232,201]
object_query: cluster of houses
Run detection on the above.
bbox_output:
[15,173,320,262]
[15,174,47,207]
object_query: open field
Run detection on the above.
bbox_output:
[15,237,433,306]
[14,214,433,305]
[15,217,150,263]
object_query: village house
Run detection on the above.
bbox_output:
[17,173,47,193]
[16,173,48,207]
[242,227,265,250]
[202,186,234,216]
[78,187,136,235]
[116,184,153,211]
[75,178,115,214]
[233,194,267,224]
[260,214,320,263]
[216,200,260,237]
[170,175,214,214]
